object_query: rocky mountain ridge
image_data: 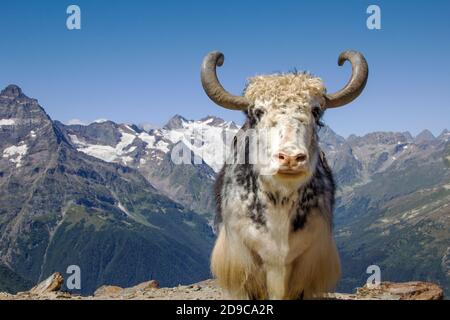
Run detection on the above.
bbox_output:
[0,85,214,295]
[0,272,444,300]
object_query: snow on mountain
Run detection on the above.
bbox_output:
[154,115,239,172]
[93,118,109,124]
[2,142,28,167]
[68,127,137,164]
[66,118,121,126]
[66,115,239,173]
[0,119,16,126]
[66,119,86,126]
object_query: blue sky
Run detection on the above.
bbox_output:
[0,0,449,137]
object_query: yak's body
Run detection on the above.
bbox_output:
[213,152,340,299]
[201,50,368,300]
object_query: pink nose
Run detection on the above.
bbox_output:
[276,152,308,167]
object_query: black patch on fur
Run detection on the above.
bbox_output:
[293,208,308,231]
[248,168,267,227]
[245,108,264,128]
[232,164,267,228]
[292,151,335,232]
[265,192,277,206]
[213,167,226,233]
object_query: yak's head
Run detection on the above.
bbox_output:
[201,51,368,184]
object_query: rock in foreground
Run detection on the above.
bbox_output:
[0,273,444,300]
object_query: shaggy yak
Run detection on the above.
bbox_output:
[200,50,368,299]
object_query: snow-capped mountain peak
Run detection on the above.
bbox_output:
[63,114,240,173]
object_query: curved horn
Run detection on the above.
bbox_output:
[325,51,368,108]
[201,51,251,110]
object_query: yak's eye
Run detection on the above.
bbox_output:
[254,109,264,120]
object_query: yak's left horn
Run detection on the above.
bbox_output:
[201,51,252,110]
[325,51,368,108]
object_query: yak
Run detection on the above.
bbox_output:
[200,50,368,299]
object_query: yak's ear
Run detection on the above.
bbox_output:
[312,106,324,127]
[240,118,252,131]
